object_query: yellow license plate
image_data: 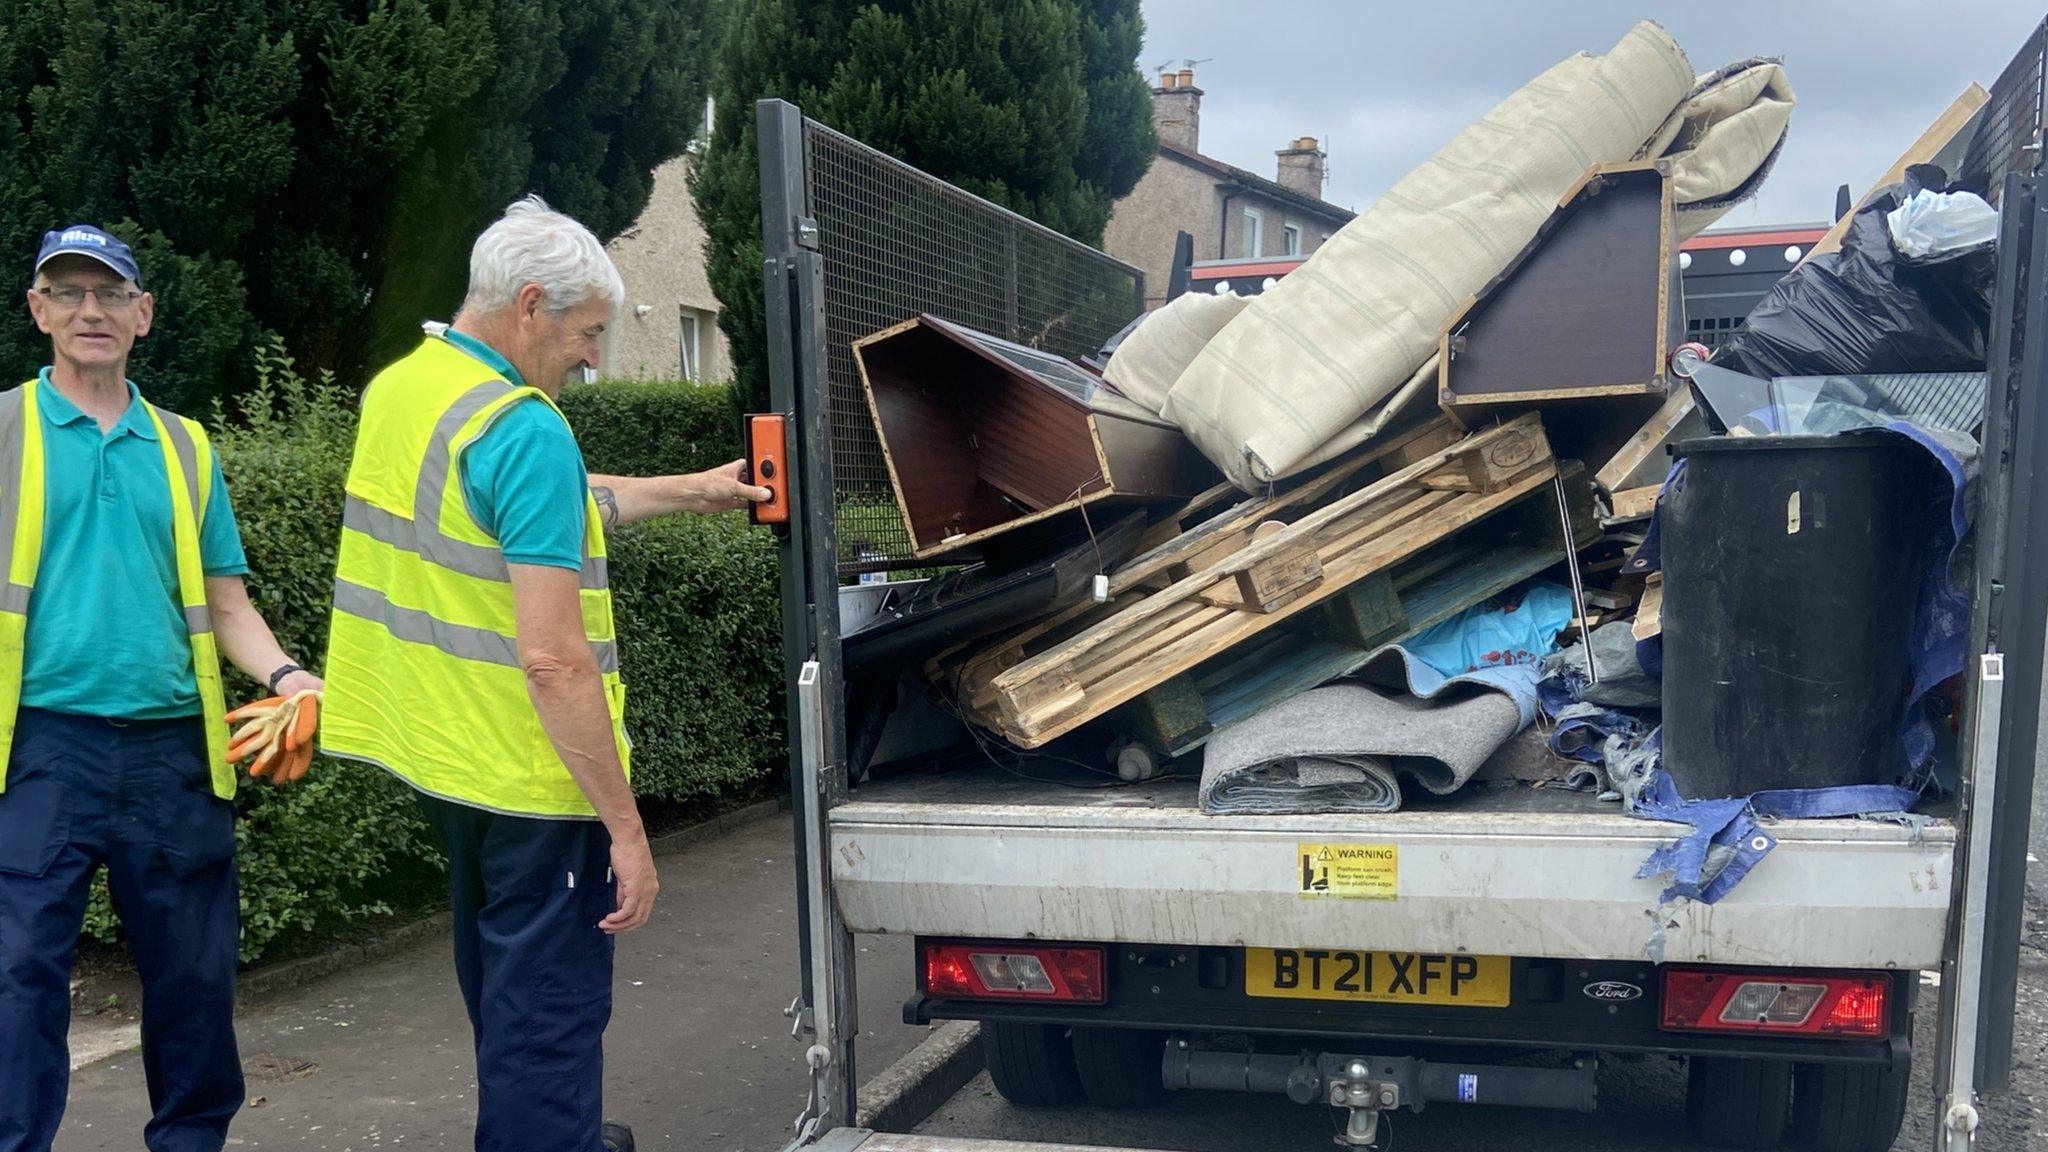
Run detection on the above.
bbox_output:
[1244,949,1511,1008]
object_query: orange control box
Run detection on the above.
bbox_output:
[742,413,790,526]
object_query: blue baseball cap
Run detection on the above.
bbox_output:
[34,225,143,289]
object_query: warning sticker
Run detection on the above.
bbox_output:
[1297,843,1398,900]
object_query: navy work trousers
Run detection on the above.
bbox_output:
[417,792,617,1152]
[0,708,244,1152]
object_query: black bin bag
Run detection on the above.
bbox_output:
[1715,171,1994,379]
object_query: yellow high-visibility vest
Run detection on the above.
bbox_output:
[321,337,627,818]
[0,380,233,796]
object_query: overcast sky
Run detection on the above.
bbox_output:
[1139,1,2041,227]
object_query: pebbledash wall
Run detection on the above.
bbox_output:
[602,154,731,383]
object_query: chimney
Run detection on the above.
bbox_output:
[1275,135,1326,200]
[1152,67,1203,153]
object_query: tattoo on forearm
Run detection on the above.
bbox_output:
[593,485,619,527]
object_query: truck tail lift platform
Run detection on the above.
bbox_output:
[752,21,2048,1148]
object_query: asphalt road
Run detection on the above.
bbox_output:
[56,814,929,1152]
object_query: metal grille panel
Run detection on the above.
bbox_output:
[802,121,1143,580]
[1965,16,2046,197]
[1686,314,1742,351]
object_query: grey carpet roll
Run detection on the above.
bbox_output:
[1199,681,1525,815]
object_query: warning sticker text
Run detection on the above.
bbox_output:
[1297,843,1398,900]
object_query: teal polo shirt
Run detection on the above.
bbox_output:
[20,370,248,719]
[438,329,588,573]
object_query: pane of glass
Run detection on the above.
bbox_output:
[680,310,700,379]
[1283,224,1301,256]
[1243,207,1263,258]
[950,322,1102,402]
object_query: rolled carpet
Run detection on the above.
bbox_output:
[1198,680,1526,816]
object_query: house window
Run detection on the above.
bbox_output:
[1242,207,1264,258]
[680,309,702,379]
[1282,223,1302,256]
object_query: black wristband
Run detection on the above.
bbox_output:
[267,663,303,693]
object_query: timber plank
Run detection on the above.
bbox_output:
[1605,484,1660,523]
[1634,573,1665,641]
[1595,385,1696,494]
[1802,86,1988,265]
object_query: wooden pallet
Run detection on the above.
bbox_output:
[968,413,1557,747]
[933,415,1465,716]
[1120,464,1597,757]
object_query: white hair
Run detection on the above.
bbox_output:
[460,194,625,315]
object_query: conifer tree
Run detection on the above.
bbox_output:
[692,0,1155,409]
[0,0,715,412]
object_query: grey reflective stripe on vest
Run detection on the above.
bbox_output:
[345,495,609,591]
[148,405,214,636]
[0,388,25,614]
[332,577,620,673]
[345,495,508,581]
[370,380,607,590]
[414,380,515,574]
[151,404,204,517]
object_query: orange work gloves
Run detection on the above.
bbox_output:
[224,689,321,784]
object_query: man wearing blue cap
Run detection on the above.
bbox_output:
[0,225,323,1152]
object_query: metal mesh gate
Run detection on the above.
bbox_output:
[801,120,1146,580]
[1966,15,2047,197]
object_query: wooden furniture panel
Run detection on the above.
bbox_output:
[1438,162,1682,465]
[862,339,1016,548]
[855,314,1216,558]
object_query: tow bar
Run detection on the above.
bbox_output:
[1162,1045,1598,1148]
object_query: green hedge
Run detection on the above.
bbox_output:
[549,375,781,804]
[610,516,783,804]
[560,376,745,477]
[83,346,782,963]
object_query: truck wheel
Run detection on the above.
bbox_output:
[1687,1056,1793,1149]
[982,1022,1083,1106]
[1791,1060,1910,1152]
[1070,1027,1168,1108]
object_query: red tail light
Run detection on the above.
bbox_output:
[1661,969,1890,1038]
[919,941,1107,1004]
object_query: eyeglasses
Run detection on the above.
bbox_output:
[35,285,142,310]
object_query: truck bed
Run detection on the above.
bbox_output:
[829,762,1957,970]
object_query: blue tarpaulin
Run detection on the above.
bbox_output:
[1622,734,1919,903]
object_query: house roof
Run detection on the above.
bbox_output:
[1159,142,1355,225]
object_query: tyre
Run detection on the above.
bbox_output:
[1688,1056,1794,1149]
[982,1022,1083,1106]
[1792,1060,1910,1152]
[1070,1027,1169,1109]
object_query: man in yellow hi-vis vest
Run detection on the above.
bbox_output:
[0,226,322,1152]
[321,197,768,1152]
